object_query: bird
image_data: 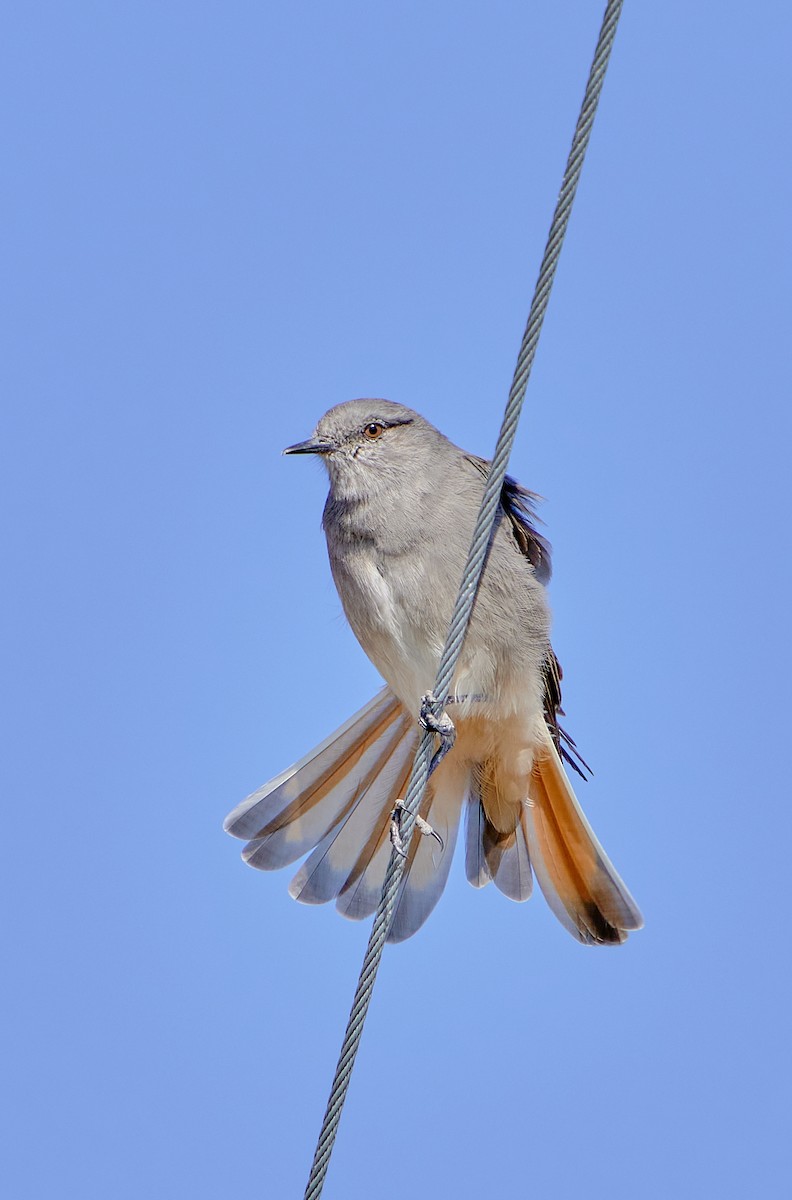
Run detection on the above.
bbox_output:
[224,399,643,945]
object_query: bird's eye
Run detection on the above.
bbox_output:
[363,422,384,440]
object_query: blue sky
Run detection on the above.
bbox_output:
[3,2,791,1197]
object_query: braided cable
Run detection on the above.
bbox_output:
[304,4,624,1195]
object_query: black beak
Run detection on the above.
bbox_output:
[282,438,333,456]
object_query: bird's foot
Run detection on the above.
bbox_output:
[420,691,456,775]
[389,798,444,858]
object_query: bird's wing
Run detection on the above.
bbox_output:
[464,453,553,584]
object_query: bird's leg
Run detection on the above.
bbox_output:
[388,693,454,856]
[420,691,456,776]
[389,799,444,858]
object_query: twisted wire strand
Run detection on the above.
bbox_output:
[304,4,624,1195]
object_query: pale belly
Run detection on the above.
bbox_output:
[338,552,444,710]
[332,548,545,750]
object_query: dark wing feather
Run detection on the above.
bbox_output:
[541,649,591,781]
[500,475,553,585]
[465,454,552,584]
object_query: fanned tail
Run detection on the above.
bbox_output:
[226,692,641,944]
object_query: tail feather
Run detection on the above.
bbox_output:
[224,689,403,868]
[523,735,643,944]
[482,815,533,903]
[245,710,413,874]
[465,788,533,902]
[334,766,464,943]
[386,773,463,942]
[332,782,405,922]
[464,795,492,889]
[289,726,415,906]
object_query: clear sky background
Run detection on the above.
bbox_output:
[3,3,791,1197]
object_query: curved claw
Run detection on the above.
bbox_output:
[389,798,444,855]
[415,813,444,851]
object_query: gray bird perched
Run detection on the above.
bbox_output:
[224,399,643,945]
